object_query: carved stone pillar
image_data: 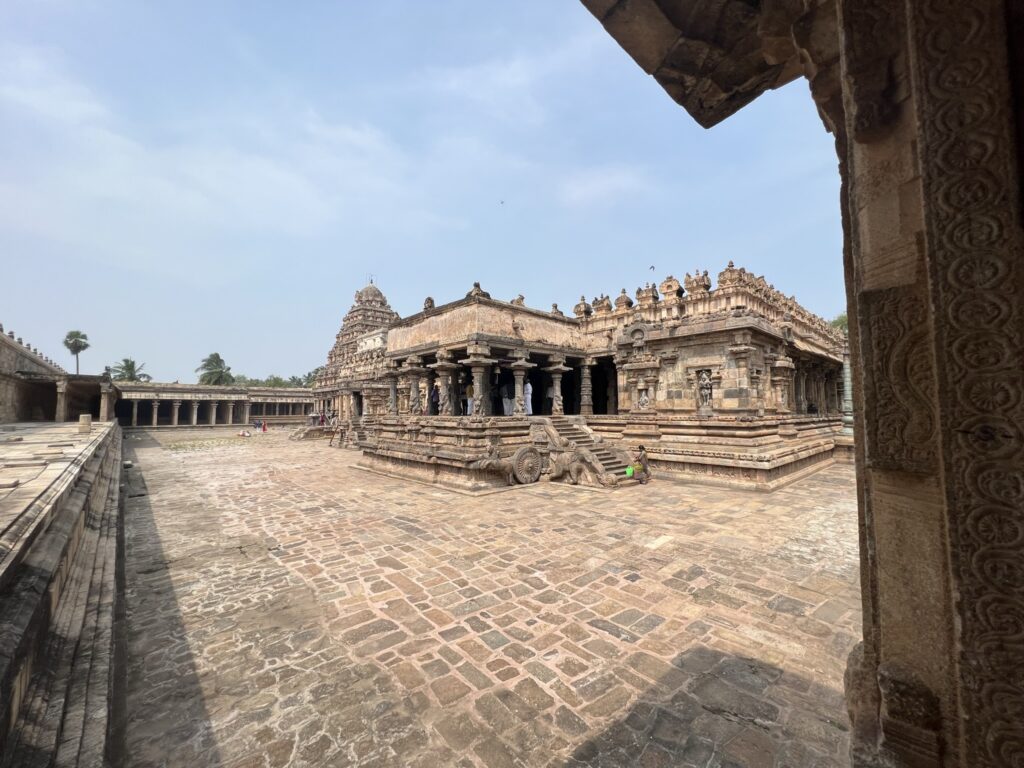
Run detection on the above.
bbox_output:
[55,378,68,422]
[842,345,854,435]
[190,401,199,426]
[226,401,234,426]
[151,399,159,426]
[131,400,138,427]
[470,365,487,417]
[99,383,112,422]
[579,359,594,415]
[543,356,570,415]
[208,401,218,425]
[550,372,564,415]
[242,402,251,425]
[171,400,181,426]
[55,380,69,423]
[430,351,458,416]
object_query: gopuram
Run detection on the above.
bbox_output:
[313,263,851,491]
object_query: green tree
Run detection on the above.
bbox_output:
[196,353,235,385]
[109,358,151,382]
[63,330,90,375]
[303,366,324,387]
[830,312,848,332]
[261,374,288,388]
[288,375,304,387]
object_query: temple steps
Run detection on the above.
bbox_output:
[548,417,630,475]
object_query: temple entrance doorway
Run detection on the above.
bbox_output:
[590,357,617,415]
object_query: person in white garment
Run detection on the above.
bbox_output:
[524,379,533,416]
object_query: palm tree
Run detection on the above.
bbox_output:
[109,358,152,382]
[63,330,90,374]
[196,353,235,385]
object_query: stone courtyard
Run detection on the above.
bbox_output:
[122,430,859,768]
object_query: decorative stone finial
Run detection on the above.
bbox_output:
[423,296,435,311]
[614,289,634,310]
[551,303,564,317]
[466,282,491,299]
[511,294,525,306]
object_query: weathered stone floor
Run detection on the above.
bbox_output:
[122,430,860,768]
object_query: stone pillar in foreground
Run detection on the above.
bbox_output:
[226,401,234,426]
[131,400,138,427]
[191,401,199,426]
[151,399,159,426]
[171,400,181,426]
[242,401,251,425]
[208,401,218,425]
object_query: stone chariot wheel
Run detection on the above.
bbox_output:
[512,446,542,485]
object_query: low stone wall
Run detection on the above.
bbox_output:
[587,414,845,491]
[0,422,124,766]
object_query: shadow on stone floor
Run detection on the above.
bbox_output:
[560,646,849,768]
[120,442,223,768]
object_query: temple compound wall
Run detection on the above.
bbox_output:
[314,266,853,491]
[0,326,315,430]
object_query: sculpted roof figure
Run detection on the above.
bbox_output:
[466,282,491,299]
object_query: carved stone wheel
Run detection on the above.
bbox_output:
[512,446,542,484]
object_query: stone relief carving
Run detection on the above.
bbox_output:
[861,288,937,473]
[910,0,1024,763]
[840,0,904,143]
[698,369,713,407]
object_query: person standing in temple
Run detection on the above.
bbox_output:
[465,382,474,415]
[501,380,514,416]
[634,445,651,484]
[524,378,533,416]
[430,383,440,415]
[545,380,554,414]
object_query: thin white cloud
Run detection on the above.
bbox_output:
[423,29,605,126]
[557,165,652,208]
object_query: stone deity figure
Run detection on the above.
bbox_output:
[637,389,650,409]
[698,370,713,407]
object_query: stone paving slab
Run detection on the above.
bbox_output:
[123,430,859,768]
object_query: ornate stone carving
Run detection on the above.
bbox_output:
[860,288,937,473]
[466,282,491,299]
[423,296,435,311]
[909,0,1024,763]
[684,270,711,294]
[614,289,634,310]
[511,446,542,484]
[511,294,525,306]
[697,369,713,407]
[573,295,592,317]
[839,0,904,143]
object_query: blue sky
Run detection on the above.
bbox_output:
[0,1,844,383]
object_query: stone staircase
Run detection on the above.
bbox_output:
[548,416,632,477]
[0,426,124,768]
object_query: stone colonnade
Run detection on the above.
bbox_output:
[122,398,311,426]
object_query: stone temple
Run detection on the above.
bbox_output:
[312,264,851,491]
[0,1,1022,767]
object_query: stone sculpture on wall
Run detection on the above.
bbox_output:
[698,370,713,407]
